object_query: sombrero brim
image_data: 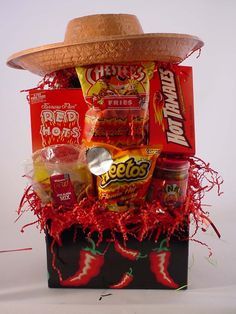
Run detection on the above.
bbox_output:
[7,33,204,76]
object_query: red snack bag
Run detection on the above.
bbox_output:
[76,63,155,147]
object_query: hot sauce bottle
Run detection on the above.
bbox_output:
[149,158,190,209]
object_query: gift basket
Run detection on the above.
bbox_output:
[7,14,222,289]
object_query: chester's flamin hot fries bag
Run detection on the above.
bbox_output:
[87,143,161,211]
[76,63,155,147]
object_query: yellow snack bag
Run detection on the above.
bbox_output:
[86,142,161,211]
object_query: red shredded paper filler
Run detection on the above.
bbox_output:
[17,156,223,246]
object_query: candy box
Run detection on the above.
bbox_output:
[29,89,86,152]
[149,65,195,155]
[46,226,189,289]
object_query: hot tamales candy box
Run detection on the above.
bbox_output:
[29,89,87,152]
[149,65,195,155]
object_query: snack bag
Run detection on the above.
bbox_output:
[76,63,155,147]
[86,143,161,212]
[31,144,92,206]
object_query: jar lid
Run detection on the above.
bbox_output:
[156,158,190,171]
[33,144,80,164]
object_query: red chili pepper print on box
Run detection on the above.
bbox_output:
[60,239,105,287]
[110,268,134,288]
[149,239,179,289]
[45,228,188,289]
[114,241,147,261]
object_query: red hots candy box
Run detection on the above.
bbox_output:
[29,89,86,152]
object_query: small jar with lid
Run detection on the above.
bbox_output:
[149,158,190,209]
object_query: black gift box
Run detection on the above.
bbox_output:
[46,226,189,289]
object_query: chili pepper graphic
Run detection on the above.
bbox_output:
[114,241,147,261]
[149,239,179,289]
[110,268,134,289]
[60,239,105,287]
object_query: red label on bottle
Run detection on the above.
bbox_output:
[151,178,188,208]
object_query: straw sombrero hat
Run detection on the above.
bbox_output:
[7,14,204,76]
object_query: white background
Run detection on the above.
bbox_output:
[0,0,235,313]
